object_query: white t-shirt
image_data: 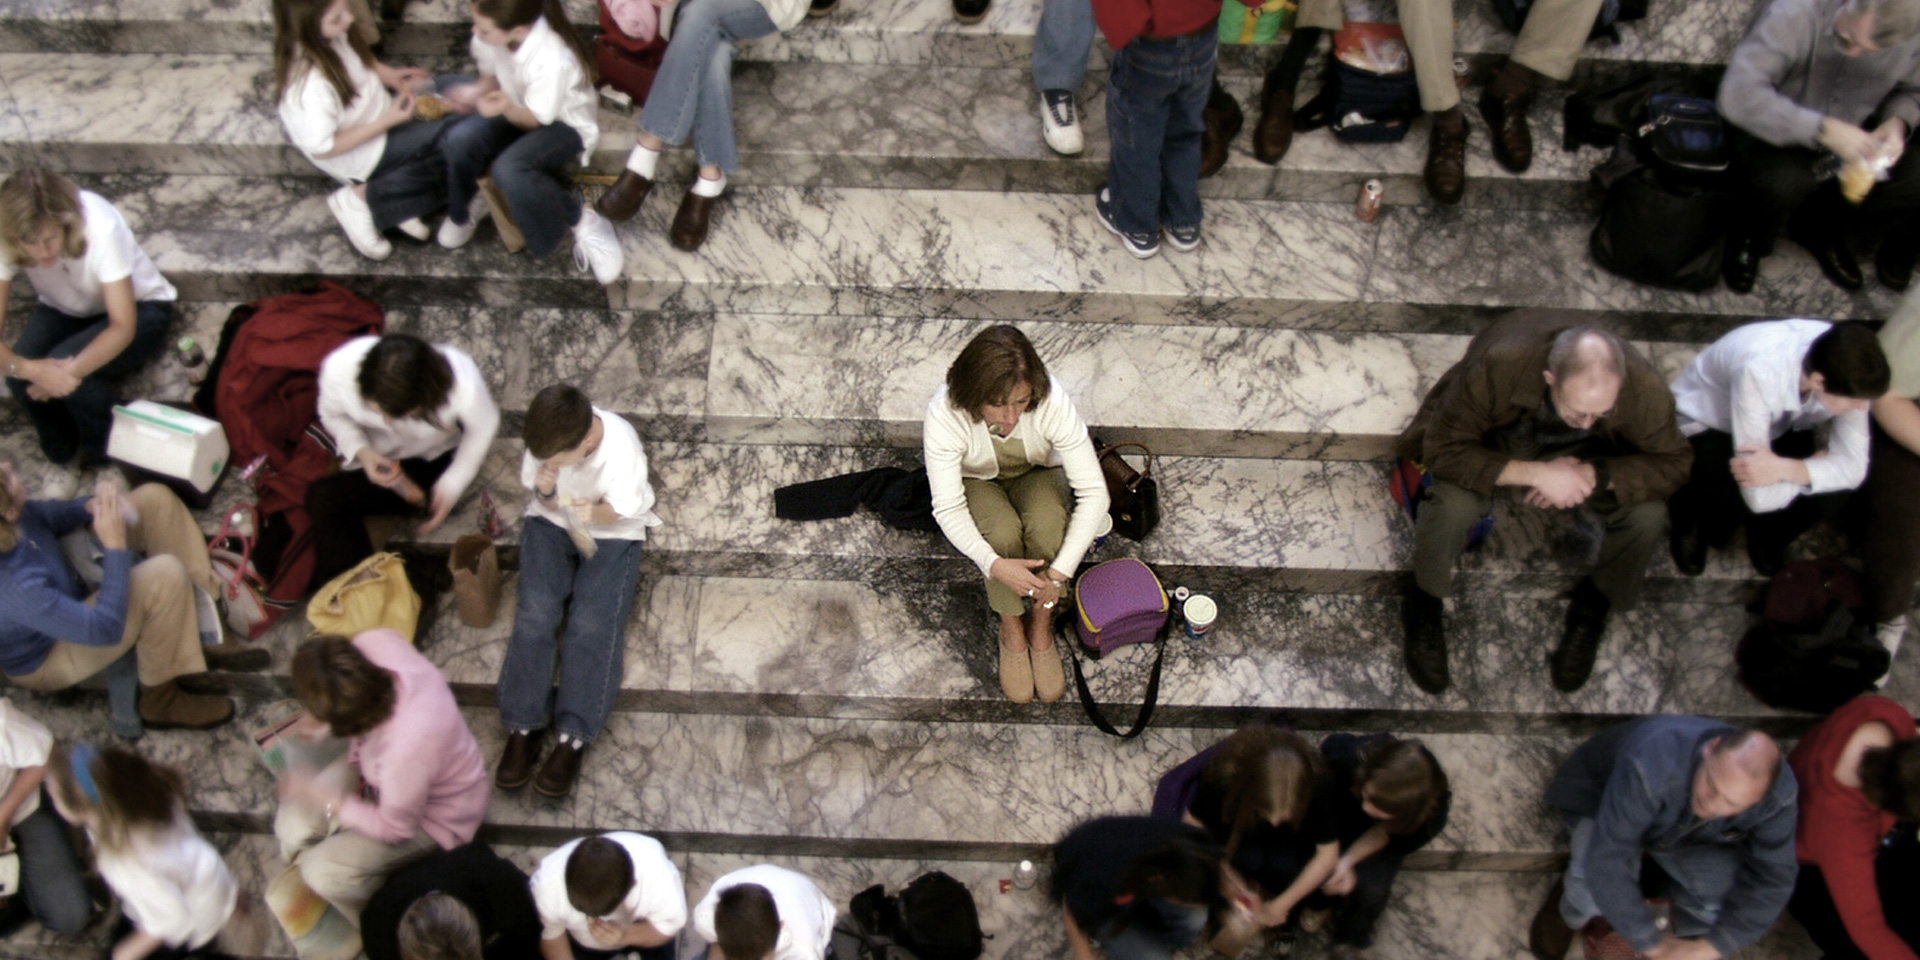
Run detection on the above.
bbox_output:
[470,15,599,163]
[693,865,836,960]
[531,832,687,951]
[94,816,238,949]
[0,190,177,318]
[0,699,50,829]
[316,336,503,510]
[279,36,393,184]
[520,408,662,541]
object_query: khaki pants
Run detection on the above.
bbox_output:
[965,468,1071,617]
[1411,479,1666,608]
[1397,0,1608,111]
[8,485,214,690]
[348,0,381,47]
[275,760,437,927]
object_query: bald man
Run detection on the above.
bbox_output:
[1395,316,1692,695]
[1531,718,1799,960]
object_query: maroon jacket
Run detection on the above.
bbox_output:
[1092,0,1252,52]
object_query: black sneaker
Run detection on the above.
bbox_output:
[953,0,989,23]
[1402,588,1449,694]
[1669,509,1706,577]
[1551,579,1611,692]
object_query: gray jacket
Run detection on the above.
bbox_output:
[1544,716,1800,958]
[1718,0,1920,147]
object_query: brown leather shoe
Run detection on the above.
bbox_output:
[533,740,585,798]
[1201,88,1244,179]
[1528,879,1574,960]
[1478,89,1534,173]
[595,169,654,223]
[670,189,718,252]
[1425,112,1469,205]
[1253,85,1295,165]
[139,680,234,730]
[495,731,541,790]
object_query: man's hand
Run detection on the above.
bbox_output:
[477,89,513,118]
[381,90,417,130]
[357,449,404,489]
[1319,861,1357,896]
[1527,457,1597,508]
[535,460,561,498]
[1646,934,1721,960]
[585,918,624,945]
[1875,117,1909,167]
[1731,445,1800,488]
[89,479,127,550]
[417,487,454,535]
[1820,116,1883,166]
[28,358,83,399]
[989,557,1053,600]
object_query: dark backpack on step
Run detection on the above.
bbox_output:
[839,873,985,960]
[1736,559,1890,712]
[1588,90,1730,291]
[1490,0,1643,44]
[1295,58,1422,144]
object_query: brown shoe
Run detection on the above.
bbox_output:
[1424,110,1469,205]
[1030,642,1066,703]
[1528,879,1574,960]
[595,169,654,223]
[1252,85,1295,165]
[495,731,542,790]
[202,642,270,672]
[1200,87,1244,179]
[670,188,718,252]
[139,680,234,730]
[532,739,585,798]
[1478,89,1534,173]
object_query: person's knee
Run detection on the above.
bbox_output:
[1617,500,1668,537]
[32,883,94,936]
[979,518,1026,558]
[299,847,359,902]
[130,554,190,597]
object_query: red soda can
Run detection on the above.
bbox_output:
[1357,179,1383,222]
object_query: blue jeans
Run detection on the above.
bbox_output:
[5,300,173,464]
[496,517,644,743]
[1105,30,1216,236]
[11,797,93,935]
[1095,899,1208,960]
[1033,0,1095,93]
[639,0,779,175]
[1560,815,1745,940]
[439,115,584,258]
[364,117,451,231]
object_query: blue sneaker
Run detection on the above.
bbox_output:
[1096,187,1160,259]
[1163,223,1202,252]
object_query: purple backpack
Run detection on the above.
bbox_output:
[1064,559,1172,739]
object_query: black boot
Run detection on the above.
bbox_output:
[1402,588,1449,694]
[1550,579,1611,692]
[1723,231,1763,293]
[1669,507,1706,577]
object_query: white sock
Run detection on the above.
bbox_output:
[1877,618,1907,687]
[626,145,661,179]
[692,173,727,198]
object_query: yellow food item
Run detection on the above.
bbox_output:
[414,94,447,120]
[1841,162,1875,204]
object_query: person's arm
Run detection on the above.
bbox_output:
[1257,842,1338,927]
[1040,393,1109,579]
[1728,368,1804,514]
[1875,393,1920,454]
[13,276,141,400]
[0,766,46,844]
[1876,78,1920,146]
[334,726,434,844]
[423,354,501,533]
[317,349,376,467]
[1805,821,1920,960]
[1061,904,1100,960]
[1337,824,1392,870]
[1715,0,1828,148]
[1584,763,1667,955]
[477,91,543,130]
[1420,361,1516,496]
[312,93,415,159]
[924,407,1003,577]
[5,498,136,648]
[539,936,575,960]
[111,928,166,960]
[1701,797,1802,959]
[618,920,673,948]
[1801,409,1872,494]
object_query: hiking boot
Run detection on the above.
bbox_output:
[1424,109,1469,205]
[495,731,541,790]
[1402,588,1449,694]
[139,680,234,730]
[1201,83,1243,178]
[1550,579,1610,692]
[1528,879,1574,960]
[533,739,585,798]
[1253,84,1296,165]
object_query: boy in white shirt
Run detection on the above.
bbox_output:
[532,832,685,960]
[1668,319,1890,576]
[495,385,659,798]
[692,864,836,960]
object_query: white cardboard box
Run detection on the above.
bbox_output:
[106,400,229,493]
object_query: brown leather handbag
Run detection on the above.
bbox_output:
[1098,441,1160,540]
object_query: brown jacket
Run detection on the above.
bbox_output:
[1395,316,1692,505]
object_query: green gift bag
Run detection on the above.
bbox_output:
[1218,0,1296,44]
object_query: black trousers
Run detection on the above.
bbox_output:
[1729,127,1920,254]
[1300,851,1408,949]
[1670,429,1851,557]
[1857,421,1920,624]
[1788,836,1920,960]
[304,451,452,587]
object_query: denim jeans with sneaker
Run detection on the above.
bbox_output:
[1559,815,1746,944]
[497,517,644,744]
[362,116,451,232]
[440,115,584,257]
[639,0,779,176]
[1033,0,1095,93]
[1105,30,1216,237]
[5,300,172,464]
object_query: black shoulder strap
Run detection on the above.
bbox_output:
[1064,620,1168,740]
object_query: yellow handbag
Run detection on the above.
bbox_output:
[305,552,421,642]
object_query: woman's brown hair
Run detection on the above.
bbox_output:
[0,168,86,269]
[1200,726,1320,861]
[46,742,189,852]
[358,334,456,429]
[271,0,376,105]
[944,325,1052,421]
[291,634,398,738]
[470,0,599,86]
[1860,737,1920,822]
[398,893,484,960]
[0,474,19,553]
[1353,736,1449,836]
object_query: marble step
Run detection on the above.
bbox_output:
[45,174,1905,328]
[0,0,1757,72]
[3,54,1625,211]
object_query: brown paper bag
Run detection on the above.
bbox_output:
[449,534,502,628]
[477,176,527,253]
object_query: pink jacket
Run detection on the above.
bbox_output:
[338,630,489,850]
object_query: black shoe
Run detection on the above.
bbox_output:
[1528,879,1574,960]
[1747,533,1788,577]
[1669,512,1706,577]
[1201,85,1243,179]
[1879,236,1918,291]
[952,0,989,24]
[1550,580,1610,692]
[808,0,838,16]
[1800,232,1865,291]
[495,731,541,790]
[1723,232,1763,293]
[1402,589,1450,694]
[533,740,586,798]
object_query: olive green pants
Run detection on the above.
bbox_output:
[965,468,1071,617]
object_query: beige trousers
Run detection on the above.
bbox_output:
[1396,0,1609,111]
[275,756,437,927]
[8,485,214,690]
[965,468,1071,618]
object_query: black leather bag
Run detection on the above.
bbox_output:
[1097,441,1160,541]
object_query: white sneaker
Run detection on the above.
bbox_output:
[571,208,625,285]
[396,217,432,241]
[1877,618,1907,688]
[327,186,391,260]
[1040,89,1084,156]
[436,193,491,249]
[35,463,84,500]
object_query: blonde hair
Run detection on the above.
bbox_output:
[0,479,18,552]
[0,168,87,269]
[46,743,189,853]
[398,893,483,960]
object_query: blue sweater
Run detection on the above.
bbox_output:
[1544,716,1799,958]
[0,499,136,677]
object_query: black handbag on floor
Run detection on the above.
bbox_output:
[1588,92,1730,291]
[1098,441,1161,540]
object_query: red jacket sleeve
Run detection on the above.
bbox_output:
[1805,817,1920,960]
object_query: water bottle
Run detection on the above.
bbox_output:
[176,336,207,384]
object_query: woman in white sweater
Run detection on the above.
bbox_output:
[923,325,1108,704]
[309,333,500,585]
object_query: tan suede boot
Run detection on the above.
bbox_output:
[139,680,235,730]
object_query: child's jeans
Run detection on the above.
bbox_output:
[440,115,585,258]
[1105,28,1217,236]
[496,517,644,744]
